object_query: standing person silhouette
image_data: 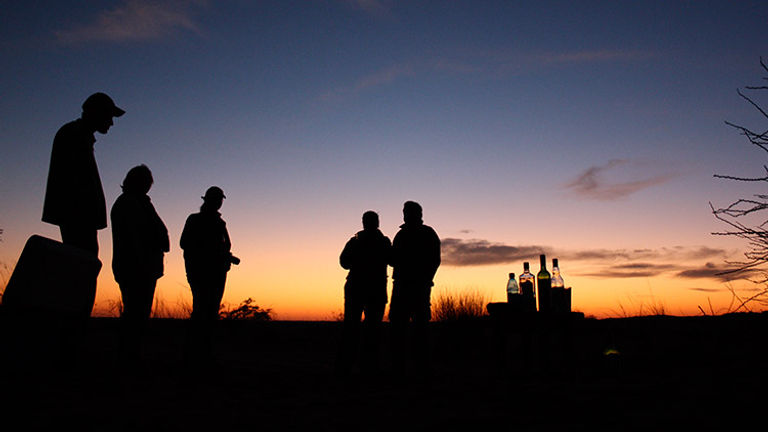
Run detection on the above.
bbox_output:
[110,165,170,365]
[180,186,239,366]
[389,201,441,380]
[43,92,125,256]
[336,211,392,378]
[38,92,124,368]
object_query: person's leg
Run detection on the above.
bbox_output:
[361,299,385,375]
[60,225,99,255]
[192,272,227,364]
[389,282,410,377]
[411,284,433,377]
[336,283,364,376]
[55,226,99,369]
[119,278,157,363]
[186,275,206,364]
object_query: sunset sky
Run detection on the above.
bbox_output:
[1,1,768,319]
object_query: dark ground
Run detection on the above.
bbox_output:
[1,311,767,431]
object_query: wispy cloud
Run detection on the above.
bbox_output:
[577,262,680,279]
[441,237,736,282]
[675,262,766,281]
[320,64,415,101]
[55,0,206,44]
[441,238,548,266]
[688,287,725,293]
[441,238,728,268]
[319,47,652,102]
[537,49,654,66]
[564,159,676,200]
[342,0,391,16]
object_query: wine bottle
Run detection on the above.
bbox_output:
[506,272,519,303]
[519,262,536,312]
[551,258,565,313]
[537,254,551,312]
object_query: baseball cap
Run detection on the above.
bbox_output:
[202,186,226,200]
[82,92,125,117]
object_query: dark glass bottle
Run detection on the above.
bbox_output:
[519,262,536,312]
[537,254,551,312]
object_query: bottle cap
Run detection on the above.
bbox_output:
[509,272,515,278]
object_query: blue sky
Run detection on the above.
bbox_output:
[1,1,768,318]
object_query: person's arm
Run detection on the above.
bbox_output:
[340,237,356,270]
[180,215,194,251]
[428,228,441,279]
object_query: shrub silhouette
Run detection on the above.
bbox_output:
[219,298,273,321]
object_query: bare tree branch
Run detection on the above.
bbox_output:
[711,58,768,306]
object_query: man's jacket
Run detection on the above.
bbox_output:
[180,210,232,276]
[42,119,107,230]
[391,222,441,286]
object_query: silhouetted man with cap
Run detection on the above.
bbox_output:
[389,201,441,379]
[336,210,392,377]
[37,92,124,368]
[180,186,239,365]
[43,92,125,255]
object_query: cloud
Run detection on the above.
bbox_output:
[441,237,730,276]
[675,262,765,281]
[688,287,725,293]
[579,269,659,279]
[676,262,725,279]
[564,159,677,200]
[55,0,206,44]
[441,237,748,285]
[537,49,654,65]
[320,64,415,101]
[319,47,651,102]
[342,0,391,16]
[441,238,548,266]
[354,64,414,91]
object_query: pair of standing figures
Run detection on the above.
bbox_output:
[41,92,236,363]
[338,201,441,377]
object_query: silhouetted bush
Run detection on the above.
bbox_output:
[219,298,273,321]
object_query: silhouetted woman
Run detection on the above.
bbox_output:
[180,186,239,364]
[110,164,169,362]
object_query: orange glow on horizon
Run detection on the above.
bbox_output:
[85,257,762,321]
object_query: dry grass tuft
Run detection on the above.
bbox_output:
[431,287,488,322]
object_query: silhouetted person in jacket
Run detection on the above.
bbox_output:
[43,92,125,255]
[336,211,392,377]
[111,165,169,364]
[180,186,239,365]
[39,92,124,367]
[389,201,441,379]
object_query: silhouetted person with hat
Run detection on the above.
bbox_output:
[110,165,169,365]
[43,92,125,256]
[180,186,239,365]
[389,201,441,380]
[336,211,392,378]
[38,92,124,367]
